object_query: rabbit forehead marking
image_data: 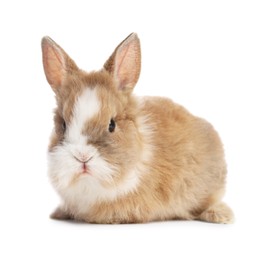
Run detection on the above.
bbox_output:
[66,87,100,144]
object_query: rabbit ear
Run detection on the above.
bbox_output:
[104,33,141,94]
[41,36,78,91]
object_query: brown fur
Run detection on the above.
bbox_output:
[42,34,234,224]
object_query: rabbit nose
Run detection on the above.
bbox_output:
[74,154,93,163]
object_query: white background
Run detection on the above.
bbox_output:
[0,0,276,259]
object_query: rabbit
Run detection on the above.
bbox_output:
[41,33,234,224]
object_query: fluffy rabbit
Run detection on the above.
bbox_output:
[42,33,234,224]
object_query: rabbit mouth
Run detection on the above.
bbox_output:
[80,162,90,174]
[77,165,93,177]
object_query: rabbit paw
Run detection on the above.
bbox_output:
[50,207,72,220]
[199,202,234,224]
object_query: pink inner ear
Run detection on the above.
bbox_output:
[113,34,141,92]
[116,44,130,74]
[42,40,66,89]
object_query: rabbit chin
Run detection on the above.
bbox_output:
[47,145,141,213]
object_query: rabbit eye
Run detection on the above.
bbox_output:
[62,121,66,132]
[109,119,116,133]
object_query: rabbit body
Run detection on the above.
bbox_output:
[42,34,234,224]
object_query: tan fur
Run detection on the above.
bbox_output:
[42,33,234,224]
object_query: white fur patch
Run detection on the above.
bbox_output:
[66,88,100,145]
[48,140,142,214]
